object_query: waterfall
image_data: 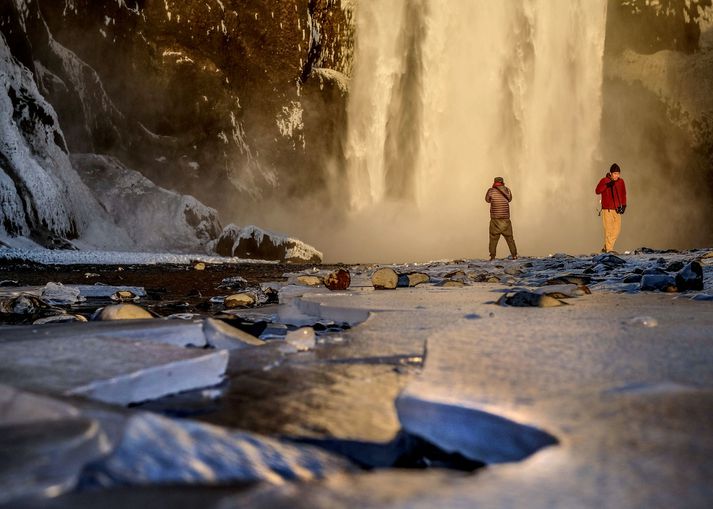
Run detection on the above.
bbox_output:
[341,0,609,260]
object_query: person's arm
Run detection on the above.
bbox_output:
[485,189,492,203]
[620,179,627,207]
[503,187,512,202]
[595,177,611,195]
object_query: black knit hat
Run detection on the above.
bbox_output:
[610,163,621,173]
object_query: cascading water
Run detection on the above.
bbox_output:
[340,0,609,262]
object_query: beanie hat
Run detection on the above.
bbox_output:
[610,163,621,173]
[494,177,504,184]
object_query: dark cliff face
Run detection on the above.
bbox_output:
[11,0,352,214]
[602,0,713,249]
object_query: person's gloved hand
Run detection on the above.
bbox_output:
[621,204,626,213]
[606,180,615,188]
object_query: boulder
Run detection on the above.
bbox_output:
[324,269,351,291]
[372,268,399,290]
[94,304,153,320]
[640,274,677,292]
[675,261,704,292]
[216,224,323,263]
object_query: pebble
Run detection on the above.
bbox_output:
[193,262,206,271]
[324,269,351,291]
[372,268,398,290]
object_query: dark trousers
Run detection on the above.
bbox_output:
[489,218,517,257]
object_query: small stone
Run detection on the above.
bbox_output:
[675,261,704,292]
[224,293,256,308]
[285,327,316,351]
[324,269,351,291]
[640,274,677,292]
[504,267,522,276]
[193,262,206,271]
[296,275,323,286]
[486,276,500,284]
[94,304,153,320]
[372,268,399,290]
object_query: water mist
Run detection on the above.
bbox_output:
[330,0,609,262]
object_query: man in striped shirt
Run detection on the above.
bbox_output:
[485,177,518,261]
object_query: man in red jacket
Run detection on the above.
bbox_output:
[595,163,627,253]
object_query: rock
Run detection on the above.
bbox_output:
[295,275,323,287]
[193,262,206,271]
[33,314,87,325]
[94,304,153,320]
[217,224,323,263]
[324,269,351,291]
[0,295,49,315]
[111,290,139,302]
[594,253,627,266]
[217,276,249,291]
[397,272,430,288]
[497,291,566,307]
[504,267,523,276]
[444,270,469,283]
[40,282,84,305]
[640,274,677,292]
[224,293,257,309]
[665,261,685,272]
[285,327,316,351]
[372,268,399,290]
[0,280,19,287]
[439,280,466,288]
[545,275,593,286]
[486,276,500,284]
[407,273,430,287]
[675,261,704,292]
[623,274,643,283]
[643,267,667,275]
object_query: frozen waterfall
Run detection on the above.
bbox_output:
[341,0,609,260]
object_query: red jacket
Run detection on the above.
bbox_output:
[595,176,627,210]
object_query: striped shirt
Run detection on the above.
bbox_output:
[485,185,512,219]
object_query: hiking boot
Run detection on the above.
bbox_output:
[489,255,496,261]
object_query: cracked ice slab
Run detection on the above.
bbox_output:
[0,317,264,350]
[0,332,229,405]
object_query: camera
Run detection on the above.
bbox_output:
[616,205,626,214]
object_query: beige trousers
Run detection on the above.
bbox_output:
[601,209,621,252]
[489,219,517,257]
